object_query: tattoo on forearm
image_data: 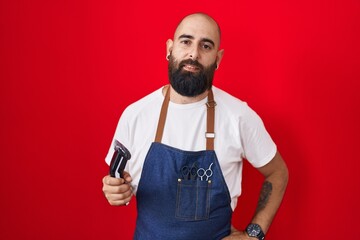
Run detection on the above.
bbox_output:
[256,181,273,213]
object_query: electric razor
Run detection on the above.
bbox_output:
[109,140,131,178]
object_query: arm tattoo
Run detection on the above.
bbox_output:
[256,181,273,213]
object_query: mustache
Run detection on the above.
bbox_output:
[178,59,204,70]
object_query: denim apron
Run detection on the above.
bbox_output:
[134,86,232,240]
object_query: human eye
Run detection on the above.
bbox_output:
[180,39,191,45]
[202,42,213,50]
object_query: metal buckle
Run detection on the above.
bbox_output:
[205,132,215,138]
[206,100,217,108]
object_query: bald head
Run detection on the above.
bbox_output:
[174,13,221,49]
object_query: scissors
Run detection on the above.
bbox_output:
[181,162,198,180]
[197,163,213,181]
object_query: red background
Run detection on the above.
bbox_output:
[1,0,359,239]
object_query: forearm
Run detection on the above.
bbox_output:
[250,152,289,233]
[252,173,288,233]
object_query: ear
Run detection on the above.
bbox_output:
[166,39,173,57]
[215,49,224,70]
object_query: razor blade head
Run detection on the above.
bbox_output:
[114,140,131,160]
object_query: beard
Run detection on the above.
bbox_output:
[168,56,217,97]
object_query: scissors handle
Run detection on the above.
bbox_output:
[181,166,190,180]
[181,163,199,180]
[197,163,213,181]
[206,163,213,180]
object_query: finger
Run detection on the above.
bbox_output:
[107,193,133,206]
[106,189,133,201]
[110,183,132,194]
[103,181,132,195]
[122,171,132,183]
[103,175,124,186]
[104,187,132,203]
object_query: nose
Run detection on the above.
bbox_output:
[189,46,199,60]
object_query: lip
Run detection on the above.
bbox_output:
[182,64,200,72]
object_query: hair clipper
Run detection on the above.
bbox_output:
[109,140,131,178]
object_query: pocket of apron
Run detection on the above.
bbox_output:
[175,179,212,221]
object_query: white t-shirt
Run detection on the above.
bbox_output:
[105,86,277,210]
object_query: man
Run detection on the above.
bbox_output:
[102,13,288,240]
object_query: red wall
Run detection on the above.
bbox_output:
[1,0,359,239]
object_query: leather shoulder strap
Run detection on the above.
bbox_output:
[155,85,170,143]
[206,89,216,150]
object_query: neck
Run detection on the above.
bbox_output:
[162,86,209,104]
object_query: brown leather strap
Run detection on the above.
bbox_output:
[206,89,216,150]
[155,86,216,151]
[155,85,170,143]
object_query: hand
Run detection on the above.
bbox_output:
[102,171,133,206]
[222,227,253,240]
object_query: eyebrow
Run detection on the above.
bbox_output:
[178,34,215,47]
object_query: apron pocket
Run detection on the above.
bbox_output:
[175,179,212,221]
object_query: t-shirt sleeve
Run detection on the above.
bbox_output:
[240,106,277,168]
[104,108,131,166]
